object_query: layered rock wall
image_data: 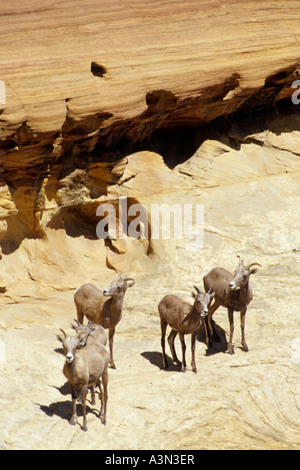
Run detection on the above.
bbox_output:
[1,1,300,260]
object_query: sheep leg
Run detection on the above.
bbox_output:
[69,384,78,426]
[179,332,187,372]
[207,300,221,344]
[97,380,103,417]
[191,331,197,373]
[90,385,96,406]
[160,317,168,369]
[76,304,84,324]
[78,385,94,405]
[101,368,108,425]
[203,316,212,348]
[168,329,181,366]
[108,327,116,369]
[227,308,235,354]
[240,308,248,352]
[81,385,88,431]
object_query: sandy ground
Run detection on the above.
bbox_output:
[0,277,299,450]
[1,139,300,450]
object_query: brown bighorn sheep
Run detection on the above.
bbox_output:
[158,286,215,373]
[57,329,109,431]
[72,320,107,348]
[203,256,261,354]
[74,274,135,369]
[72,320,108,406]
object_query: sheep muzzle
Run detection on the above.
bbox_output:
[66,353,74,364]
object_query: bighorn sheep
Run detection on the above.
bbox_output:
[74,274,135,369]
[72,320,107,348]
[72,320,108,405]
[203,256,261,354]
[158,286,215,373]
[57,329,109,431]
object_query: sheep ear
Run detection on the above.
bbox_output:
[249,268,258,275]
[191,292,196,298]
[209,291,215,299]
[126,278,135,288]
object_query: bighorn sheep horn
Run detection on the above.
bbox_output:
[246,262,262,269]
[237,255,245,266]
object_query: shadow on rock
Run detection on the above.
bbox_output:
[197,320,227,356]
[38,381,99,429]
[51,381,70,396]
[38,399,98,425]
[142,319,228,370]
[38,400,73,423]
[141,351,183,372]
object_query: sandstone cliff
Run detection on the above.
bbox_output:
[0,0,300,450]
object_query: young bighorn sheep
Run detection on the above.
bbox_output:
[72,320,108,405]
[72,320,107,348]
[158,286,215,373]
[74,274,135,369]
[57,329,109,431]
[203,256,261,354]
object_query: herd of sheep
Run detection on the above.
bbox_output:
[57,256,261,431]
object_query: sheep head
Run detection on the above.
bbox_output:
[229,256,262,291]
[103,274,135,297]
[191,286,215,316]
[57,329,79,364]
